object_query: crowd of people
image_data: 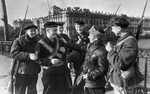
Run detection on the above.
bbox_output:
[9,15,143,94]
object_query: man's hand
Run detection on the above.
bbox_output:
[105,42,114,52]
[51,58,60,65]
[83,74,88,80]
[29,53,38,60]
[60,36,67,44]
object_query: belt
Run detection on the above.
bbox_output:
[42,66,49,69]
[42,61,64,69]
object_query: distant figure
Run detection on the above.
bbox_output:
[10,24,41,94]
[67,20,89,94]
[35,22,70,94]
[62,26,109,94]
[57,22,70,41]
[57,22,72,93]
[106,16,140,94]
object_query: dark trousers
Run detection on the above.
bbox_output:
[71,80,84,94]
[15,74,38,94]
[84,87,105,94]
[42,73,69,94]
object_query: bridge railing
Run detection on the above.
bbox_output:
[0,41,12,56]
[135,48,150,94]
[0,41,150,93]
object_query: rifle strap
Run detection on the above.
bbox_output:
[116,36,136,47]
[111,36,137,71]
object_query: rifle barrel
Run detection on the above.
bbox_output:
[19,4,29,36]
[142,0,148,18]
[104,4,121,32]
[135,0,148,41]
[47,0,51,13]
[114,4,121,15]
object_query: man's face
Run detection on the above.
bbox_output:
[26,28,36,38]
[111,25,121,36]
[57,26,64,34]
[46,27,58,38]
[75,24,84,34]
[88,32,95,43]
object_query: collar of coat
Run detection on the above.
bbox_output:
[117,33,132,43]
[42,36,56,44]
[75,31,89,38]
[18,34,40,47]
[87,40,103,50]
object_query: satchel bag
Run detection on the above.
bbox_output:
[132,68,144,85]
[121,66,144,87]
[116,36,144,86]
[121,66,134,79]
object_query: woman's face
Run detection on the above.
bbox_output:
[111,25,121,36]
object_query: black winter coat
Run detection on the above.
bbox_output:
[10,34,41,74]
[35,36,67,75]
[66,40,109,88]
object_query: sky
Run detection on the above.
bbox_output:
[0,0,150,26]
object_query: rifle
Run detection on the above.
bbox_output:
[47,0,51,14]
[7,60,19,94]
[19,4,29,36]
[7,5,29,94]
[104,4,121,32]
[135,0,148,41]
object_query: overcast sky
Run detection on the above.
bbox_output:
[0,0,150,26]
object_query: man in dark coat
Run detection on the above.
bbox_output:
[10,24,41,94]
[106,16,139,94]
[57,22,70,41]
[62,25,109,94]
[57,22,72,90]
[35,22,70,94]
[67,20,89,94]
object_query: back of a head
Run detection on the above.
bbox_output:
[89,25,105,39]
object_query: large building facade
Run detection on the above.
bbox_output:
[14,5,150,38]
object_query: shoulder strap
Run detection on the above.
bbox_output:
[110,36,137,71]
[38,40,54,53]
[116,36,136,47]
[39,38,60,59]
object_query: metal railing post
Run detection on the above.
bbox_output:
[144,58,148,94]
[1,41,3,55]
